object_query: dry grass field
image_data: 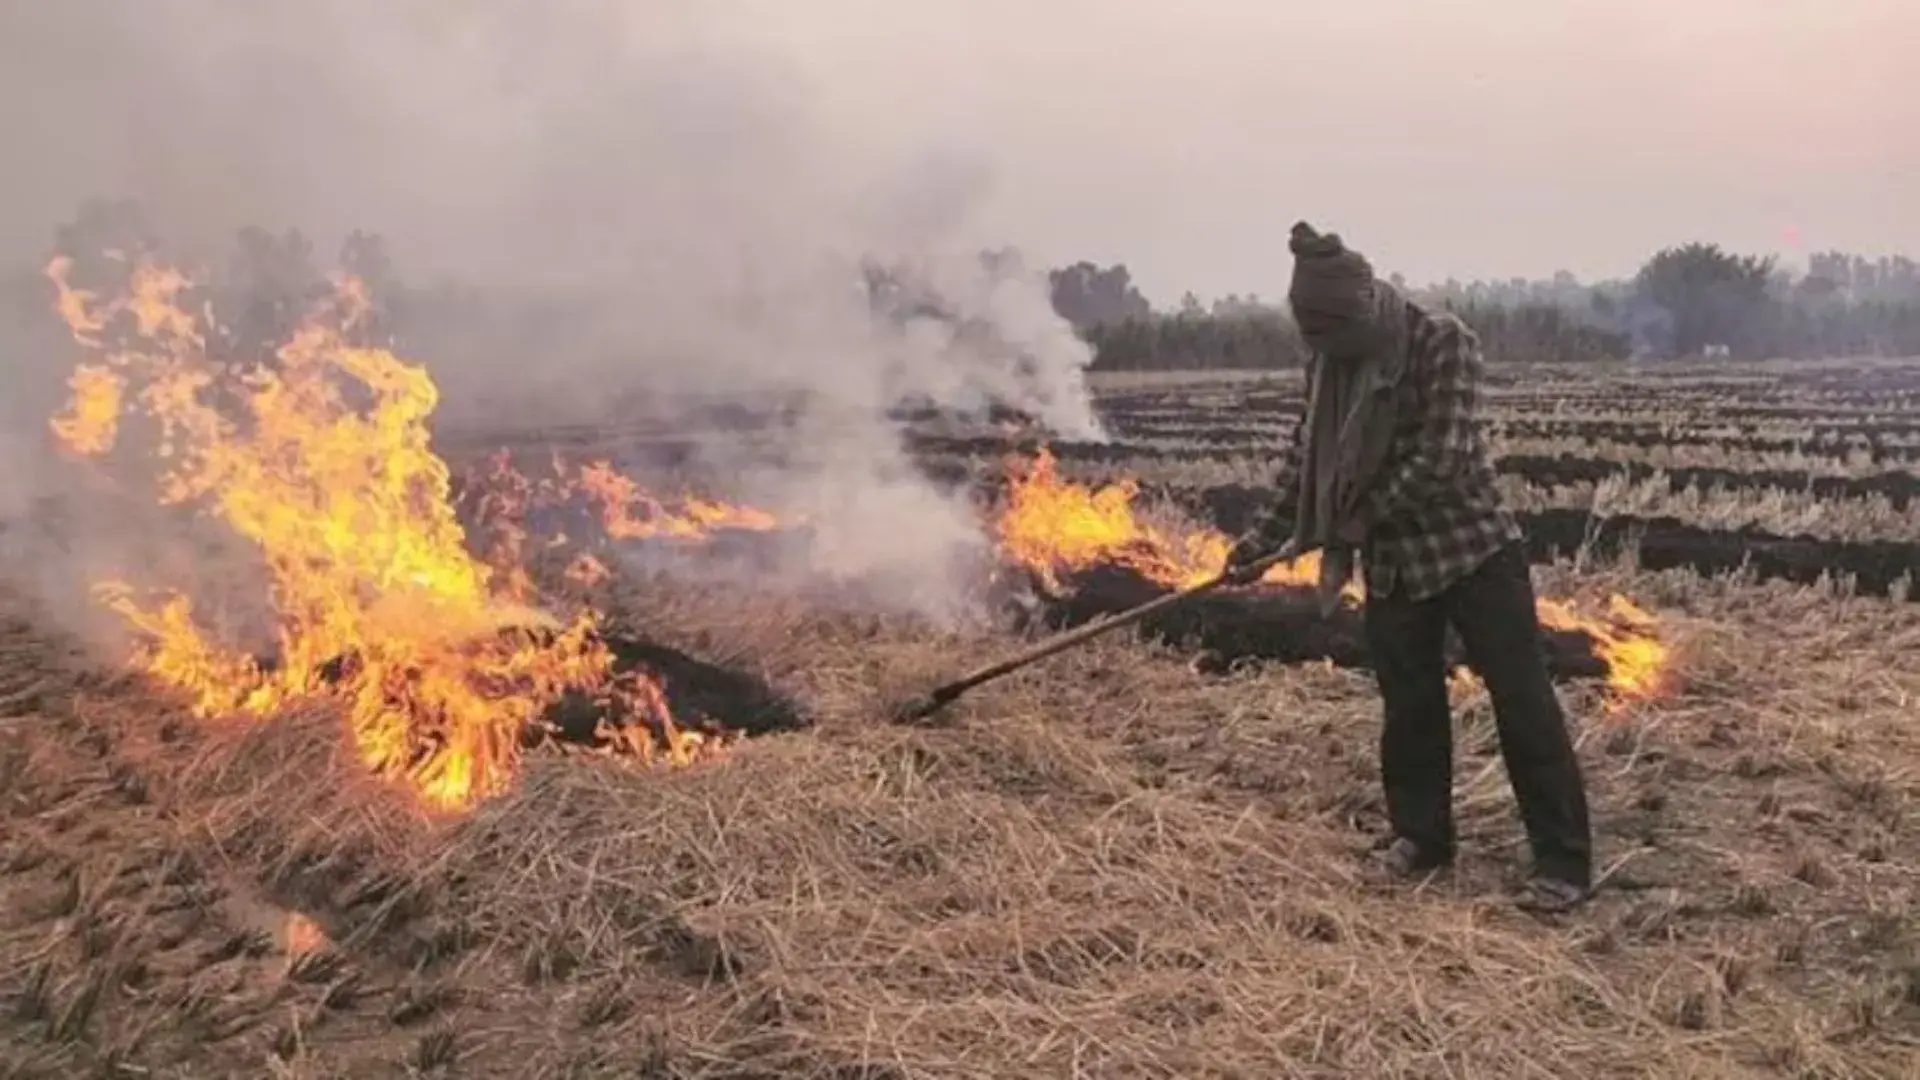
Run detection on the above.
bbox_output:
[3,306,1918,1077]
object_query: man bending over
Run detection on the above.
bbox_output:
[1225,222,1592,913]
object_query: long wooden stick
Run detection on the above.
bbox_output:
[890,544,1297,723]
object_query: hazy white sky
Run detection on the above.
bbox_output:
[3,0,1912,304]
[737,0,1915,299]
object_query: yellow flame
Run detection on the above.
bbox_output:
[574,460,784,540]
[47,256,107,346]
[1536,594,1673,706]
[1447,667,1487,707]
[50,365,125,455]
[997,448,1673,704]
[997,448,1355,594]
[564,552,613,589]
[48,255,729,812]
[283,912,327,962]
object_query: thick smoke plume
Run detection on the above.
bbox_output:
[0,1,1104,628]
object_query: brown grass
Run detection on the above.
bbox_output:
[1494,473,1920,543]
[1,548,1916,1079]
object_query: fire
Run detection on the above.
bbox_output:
[1447,667,1487,707]
[49,365,124,455]
[45,253,730,812]
[574,460,783,541]
[997,448,1358,597]
[457,450,786,576]
[1535,595,1673,706]
[996,449,1673,704]
[564,552,614,590]
[283,912,327,962]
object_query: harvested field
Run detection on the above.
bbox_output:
[1489,423,1920,463]
[4,350,1919,1079]
[1178,487,1920,596]
[911,462,1920,585]
[911,435,1920,502]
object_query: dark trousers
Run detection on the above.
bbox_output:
[1363,544,1593,886]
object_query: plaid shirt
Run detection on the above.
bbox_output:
[1253,304,1519,602]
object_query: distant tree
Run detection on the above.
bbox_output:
[1795,274,1841,302]
[1443,300,1632,364]
[1633,243,1776,359]
[1067,242,1920,368]
[42,198,162,315]
[340,230,395,291]
[1083,310,1306,372]
[1210,293,1279,318]
[339,230,403,343]
[1045,261,1151,330]
[218,225,326,364]
[51,198,157,264]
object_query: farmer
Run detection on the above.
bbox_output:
[1223,222,1592,913]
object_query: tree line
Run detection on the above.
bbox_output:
[1051,246,1920,370]
[23,199,1919,378]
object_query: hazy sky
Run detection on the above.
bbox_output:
[743,0,1915,300]
[3,0,1912,304]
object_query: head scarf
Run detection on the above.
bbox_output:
[1282,221,1413,613]
[1287,221,1408,360]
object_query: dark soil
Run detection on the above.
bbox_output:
[1520,510,1920,597]
[1022,565,1606,679]
[599,635,807,738]
[1184,485,1920,598]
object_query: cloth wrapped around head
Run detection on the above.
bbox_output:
[1287,221,1403,359]
[1280,221,1411,614]
[1287,222,1374,330]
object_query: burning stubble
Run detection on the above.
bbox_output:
[21,244,1675,819]
[997,449,1675,707]
[0,0,1104,629]
[38,253,741,811]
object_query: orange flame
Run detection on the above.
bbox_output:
[283,912,327,962]
[997,449,1359,596]
[564,552,613,590]
[1535,595,1673,707]
[46,254,729,812]
[50,365,125,455]
[459,451,785,566]
[574,460,783,541]
[996,449,1672,703]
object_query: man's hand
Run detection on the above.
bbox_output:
[1222,532,1295,586]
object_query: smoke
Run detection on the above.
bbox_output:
[0,0,1103,626]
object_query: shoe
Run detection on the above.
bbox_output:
[1516,875,1590,914]
[1362,837,1451,885]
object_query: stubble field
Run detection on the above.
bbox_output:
[2,355,1917,1079]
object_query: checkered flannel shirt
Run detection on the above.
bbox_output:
[1251,305,1519,602]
